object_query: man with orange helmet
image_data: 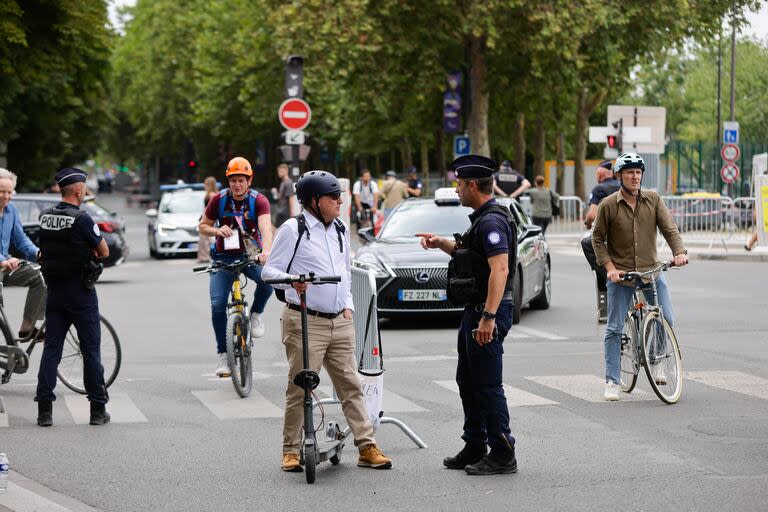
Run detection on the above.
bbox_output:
[199,157,274,377]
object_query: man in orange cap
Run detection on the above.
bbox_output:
[199,157,273,377]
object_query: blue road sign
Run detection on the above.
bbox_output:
[454,135,470,157]
[723,121,739,144]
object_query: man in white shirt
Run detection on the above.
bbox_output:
[352,169,379,226]
[263,170,392,473]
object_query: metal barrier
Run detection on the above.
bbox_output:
[316,267,427,448]
[661,195,734,249]
[518,195,586,238]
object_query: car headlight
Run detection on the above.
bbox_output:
[157,223,178,237]
[353,253,390,278]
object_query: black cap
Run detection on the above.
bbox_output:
[406,166,417,174]
[449,155,497,179]
[55,168,87,187]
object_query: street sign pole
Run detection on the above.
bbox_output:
[284,56,305,180]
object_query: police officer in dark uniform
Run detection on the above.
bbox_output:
[35,168,110,427]
[417,155,517,476]
[405,166,423,198]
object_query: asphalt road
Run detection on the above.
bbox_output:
[1,193,767,512]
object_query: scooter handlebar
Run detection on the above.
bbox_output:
[263,273,342,285]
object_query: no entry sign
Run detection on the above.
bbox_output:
[278,98,311,131]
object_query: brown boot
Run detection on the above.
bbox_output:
[358,443,392,469]
[281,453,303,472]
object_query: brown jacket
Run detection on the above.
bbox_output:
[592,189,686,276]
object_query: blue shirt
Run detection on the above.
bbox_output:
[0,202,39,262]
[469,199,514,259]
[588,178,620,206]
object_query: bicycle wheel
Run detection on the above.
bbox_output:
[0,311,15,383]
[304,435,317,484]
[641,310,682,404]
[619,314,639,393]
[58,316,122,394]
[225,312,252,398]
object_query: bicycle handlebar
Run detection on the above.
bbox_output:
[192,258,259,275]
[263,273,342,285]
[620,261,675,282]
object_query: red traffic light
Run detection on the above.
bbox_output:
[188,160,196,167]
[606,135,617,149]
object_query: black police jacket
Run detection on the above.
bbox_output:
[447,204,517,307]
[38,204,96,282]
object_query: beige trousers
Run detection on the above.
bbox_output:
[281,306,375,454]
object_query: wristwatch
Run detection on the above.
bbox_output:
[481,310,497,320]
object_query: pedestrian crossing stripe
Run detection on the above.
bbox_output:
[192,389,283,419]
[64,393,148,424]
[316,385,427,413]
[524,374,656,403]
[434,380,559,407]
[685,371,768,401]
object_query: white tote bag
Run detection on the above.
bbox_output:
[359,372,384,431]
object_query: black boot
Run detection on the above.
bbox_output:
[37,400,53,427]
[465,446,517,475]
[89,402,110,426]
[443,443,487,469]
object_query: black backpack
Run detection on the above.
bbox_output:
[273,214,346,302]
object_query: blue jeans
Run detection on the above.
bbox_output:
[209,255,273,354]
[604,273,675,384]
[456,300,515,452]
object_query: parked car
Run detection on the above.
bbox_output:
[11,194,129,267]
[146,188,206,258]
[353,189,551,324]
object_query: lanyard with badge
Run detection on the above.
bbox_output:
[222,198,246,251]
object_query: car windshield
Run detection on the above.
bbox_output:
[82,200,110,217]
[378,201,473,240]
[160,192,205,214]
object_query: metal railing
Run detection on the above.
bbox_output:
[518,195,586,238]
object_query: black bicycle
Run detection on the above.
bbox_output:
[0,262,122,395]
[264,272,346,484]
[194,258,257,398]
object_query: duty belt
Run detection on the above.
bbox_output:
[472,291,514,311]
[287,303,341,319]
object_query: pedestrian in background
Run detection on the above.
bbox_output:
[493,160,530,199]
[406,166,423,197]
[380,170,409,219]
[273,163,295,228]
[36,168,111,426]
[197,176,219,263]
[529,176,559,235]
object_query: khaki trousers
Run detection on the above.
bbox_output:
[281,306,375,454]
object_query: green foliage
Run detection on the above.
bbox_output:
[0,0,112,188]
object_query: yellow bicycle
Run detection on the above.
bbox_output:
[194,258,256,397]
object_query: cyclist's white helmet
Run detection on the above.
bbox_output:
[614,152,645,175]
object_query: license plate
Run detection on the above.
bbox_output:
[398,289,447,301]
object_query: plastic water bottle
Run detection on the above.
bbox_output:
[0,452,9,495]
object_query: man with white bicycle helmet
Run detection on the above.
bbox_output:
[591,152,689,401]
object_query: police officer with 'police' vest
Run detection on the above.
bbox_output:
[35,168,110,427]
[416,155,518,476]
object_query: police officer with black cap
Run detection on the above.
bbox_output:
[35,168,110,427]
[416,155,518,475]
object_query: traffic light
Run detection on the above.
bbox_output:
[607,134,618,149]
[188,160,197,168]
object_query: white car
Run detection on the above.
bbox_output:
[146,189,206,258]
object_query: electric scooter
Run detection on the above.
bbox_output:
[264,272,346,484]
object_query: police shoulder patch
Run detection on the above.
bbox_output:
[93,223,101,236]
[487,231,501,245]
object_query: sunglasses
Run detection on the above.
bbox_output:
[324,192,341,200]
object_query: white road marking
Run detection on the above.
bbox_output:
[512,326,567,340]
[64,393,148,424]
[434,380,559,407]
[0,408,8,427]
[507,331,532,339]
[1,482,75,512]
[686,370,768,400]
[192,389,282,419]
[387,355,455,363]
[317,384,427,413]
[525,374,655,402]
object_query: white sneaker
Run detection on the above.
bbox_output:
[653,366,667,385]
[250,312,265,338]
[603,382,620,401]
[215,353,230,377]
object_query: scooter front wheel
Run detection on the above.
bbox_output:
[304,438,317,484]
